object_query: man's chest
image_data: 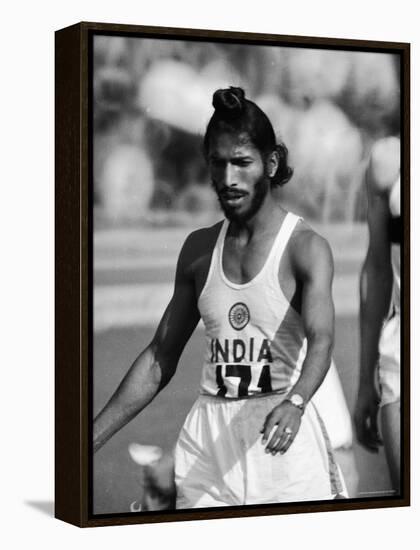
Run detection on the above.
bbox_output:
[190,236,299,307]
[222,238,275,285]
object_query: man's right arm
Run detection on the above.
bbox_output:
[93,233,201,453]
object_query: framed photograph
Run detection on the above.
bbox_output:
[55,21,410,527]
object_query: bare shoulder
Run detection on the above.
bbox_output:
[369,137,400,194]
[181,221,223,257]
[289,221,333,278]
[177,221,223,274]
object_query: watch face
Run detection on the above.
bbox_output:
[291,394,304,407]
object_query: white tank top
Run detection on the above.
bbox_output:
[389,176,400,312]
[198,212,306,399]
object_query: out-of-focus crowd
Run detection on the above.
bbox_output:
[93,36,400,225]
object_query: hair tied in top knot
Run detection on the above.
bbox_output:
[212,87,246,118]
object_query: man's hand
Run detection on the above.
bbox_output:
[260,401,303,455]
[354,385,383,453]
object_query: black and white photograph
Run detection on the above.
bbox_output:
[4,0,420,545]
[89,27,407,520]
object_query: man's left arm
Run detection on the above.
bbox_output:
[261,232,334,455]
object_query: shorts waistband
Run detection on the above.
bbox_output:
[198,389,288,403]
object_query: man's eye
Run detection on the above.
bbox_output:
[235,160,252,167]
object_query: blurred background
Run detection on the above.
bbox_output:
[93,35,400,226]
[93,35,400,514]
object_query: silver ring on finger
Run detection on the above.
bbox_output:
[283,426,293,436]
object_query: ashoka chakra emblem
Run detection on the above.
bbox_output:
[229,302,250,330]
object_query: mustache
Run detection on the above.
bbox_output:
[212,185,248,199]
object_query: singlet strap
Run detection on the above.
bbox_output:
[198,220,228,301]
[269,212,301,283]
[216,219,229,249]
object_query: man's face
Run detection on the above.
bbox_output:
[207,132,270,223]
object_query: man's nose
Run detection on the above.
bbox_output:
[223,164,237,187]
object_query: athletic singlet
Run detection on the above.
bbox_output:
[389,175,400,312]
[198,212,306,399]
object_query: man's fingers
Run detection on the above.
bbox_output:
[369,411,383,445]
[355,422,372,449]
[361,436,380,453]
[266,426,286,453]
[278,433,294,454]
[261,411,281,443]
[364,405,382,448]
[354,414,370,447]
[359,427,379,451]
[266,424,296,454]
[262,404,302,453]
[355,412,382,452]
[264,423,282,449]
[276,423,297,454]
[365,426,382,451]
[266,436,281,454]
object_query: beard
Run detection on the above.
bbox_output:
[213,175,270,223]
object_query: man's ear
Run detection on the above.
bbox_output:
[266,149,280,178]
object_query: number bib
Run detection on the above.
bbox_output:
[199,334,300,398]
[215,363,274,398]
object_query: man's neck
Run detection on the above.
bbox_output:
[228,193,286,242]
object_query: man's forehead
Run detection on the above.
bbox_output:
[208,132,257,156]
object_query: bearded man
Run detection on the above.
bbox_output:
[94,87,347,507]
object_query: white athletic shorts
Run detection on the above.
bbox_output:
[174,393,347,509]
[378,311,400,407]
[312,360,353,450]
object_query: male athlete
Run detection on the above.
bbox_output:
[354,136,401,493]
[94,87,346,507]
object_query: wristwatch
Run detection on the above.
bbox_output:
[286,393,305,412]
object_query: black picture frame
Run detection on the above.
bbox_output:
[55,21,410,527]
